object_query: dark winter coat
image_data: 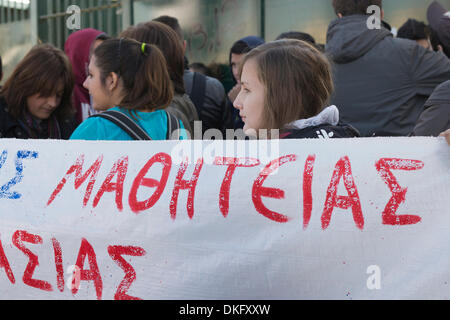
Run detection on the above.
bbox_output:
[412,80,450,136]
[326,15,450,137]
[184,70,234,135]
[0,98,76,139]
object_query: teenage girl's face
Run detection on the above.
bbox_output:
[83,55,113,111]
[27,86,63,120]
[233,58,265,136]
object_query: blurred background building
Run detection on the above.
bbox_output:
[1,0,450,84]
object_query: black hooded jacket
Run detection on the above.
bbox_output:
[326,15,450,137]
[412,80,450,136]
[183,69,233,135]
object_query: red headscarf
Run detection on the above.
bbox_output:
[65,28,105,125]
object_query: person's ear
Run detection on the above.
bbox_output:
[337,13,343,18]
[106,72,120,92]
[183,40,187,53]
[381,9,384,21]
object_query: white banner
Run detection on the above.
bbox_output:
[0,137,448,300]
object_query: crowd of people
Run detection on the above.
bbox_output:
[0,0,449,145]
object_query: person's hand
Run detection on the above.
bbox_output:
[228,83,241,103]
[439,129,450,146]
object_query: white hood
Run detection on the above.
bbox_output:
[284,105,340,130]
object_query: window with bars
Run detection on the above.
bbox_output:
[0,0,30,24]
[36,0,124,49]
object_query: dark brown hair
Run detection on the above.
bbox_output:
[332,0,382,16]
[0,44,74,120]
[276,31,316,44]
[93,38,173,112]
[152,15,184,42]
[397,19,430,41]
[239,39,334,131]
[120,21,186,95]
[89,33,111,57]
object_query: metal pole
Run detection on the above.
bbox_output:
[56,0,62,48]
[30,0,39,44]
[6,0,11,22]
[121,0,132,31]
[89,0,94,26]
[260,0,265,40]
[64,0,70,40]
[0,0,5,24]
[13,0,18,22]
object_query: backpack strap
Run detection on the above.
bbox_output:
[189,72,207,117]
[91,110,152,140]
[165,110,181,140]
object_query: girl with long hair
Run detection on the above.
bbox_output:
[70,38,184,141]
[0,44,76,139]
[233,40,360,139]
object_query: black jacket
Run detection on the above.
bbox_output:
[281,123,360,139]
[184,70,234,135]
[0,98,76,139]
[412,80,450,136]
[326,15,450,137]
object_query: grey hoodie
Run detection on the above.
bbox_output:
[326,15,450,136]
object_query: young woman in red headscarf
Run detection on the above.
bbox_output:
[65,28,109,125]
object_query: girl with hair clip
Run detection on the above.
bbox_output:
[233,39,360,139]
[70,37,186,141]
[0,44,76,139]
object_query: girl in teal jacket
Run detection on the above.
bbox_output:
[70,38,185,141]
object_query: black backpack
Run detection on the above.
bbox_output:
[91,110,181,140]
[189,72,207,118]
